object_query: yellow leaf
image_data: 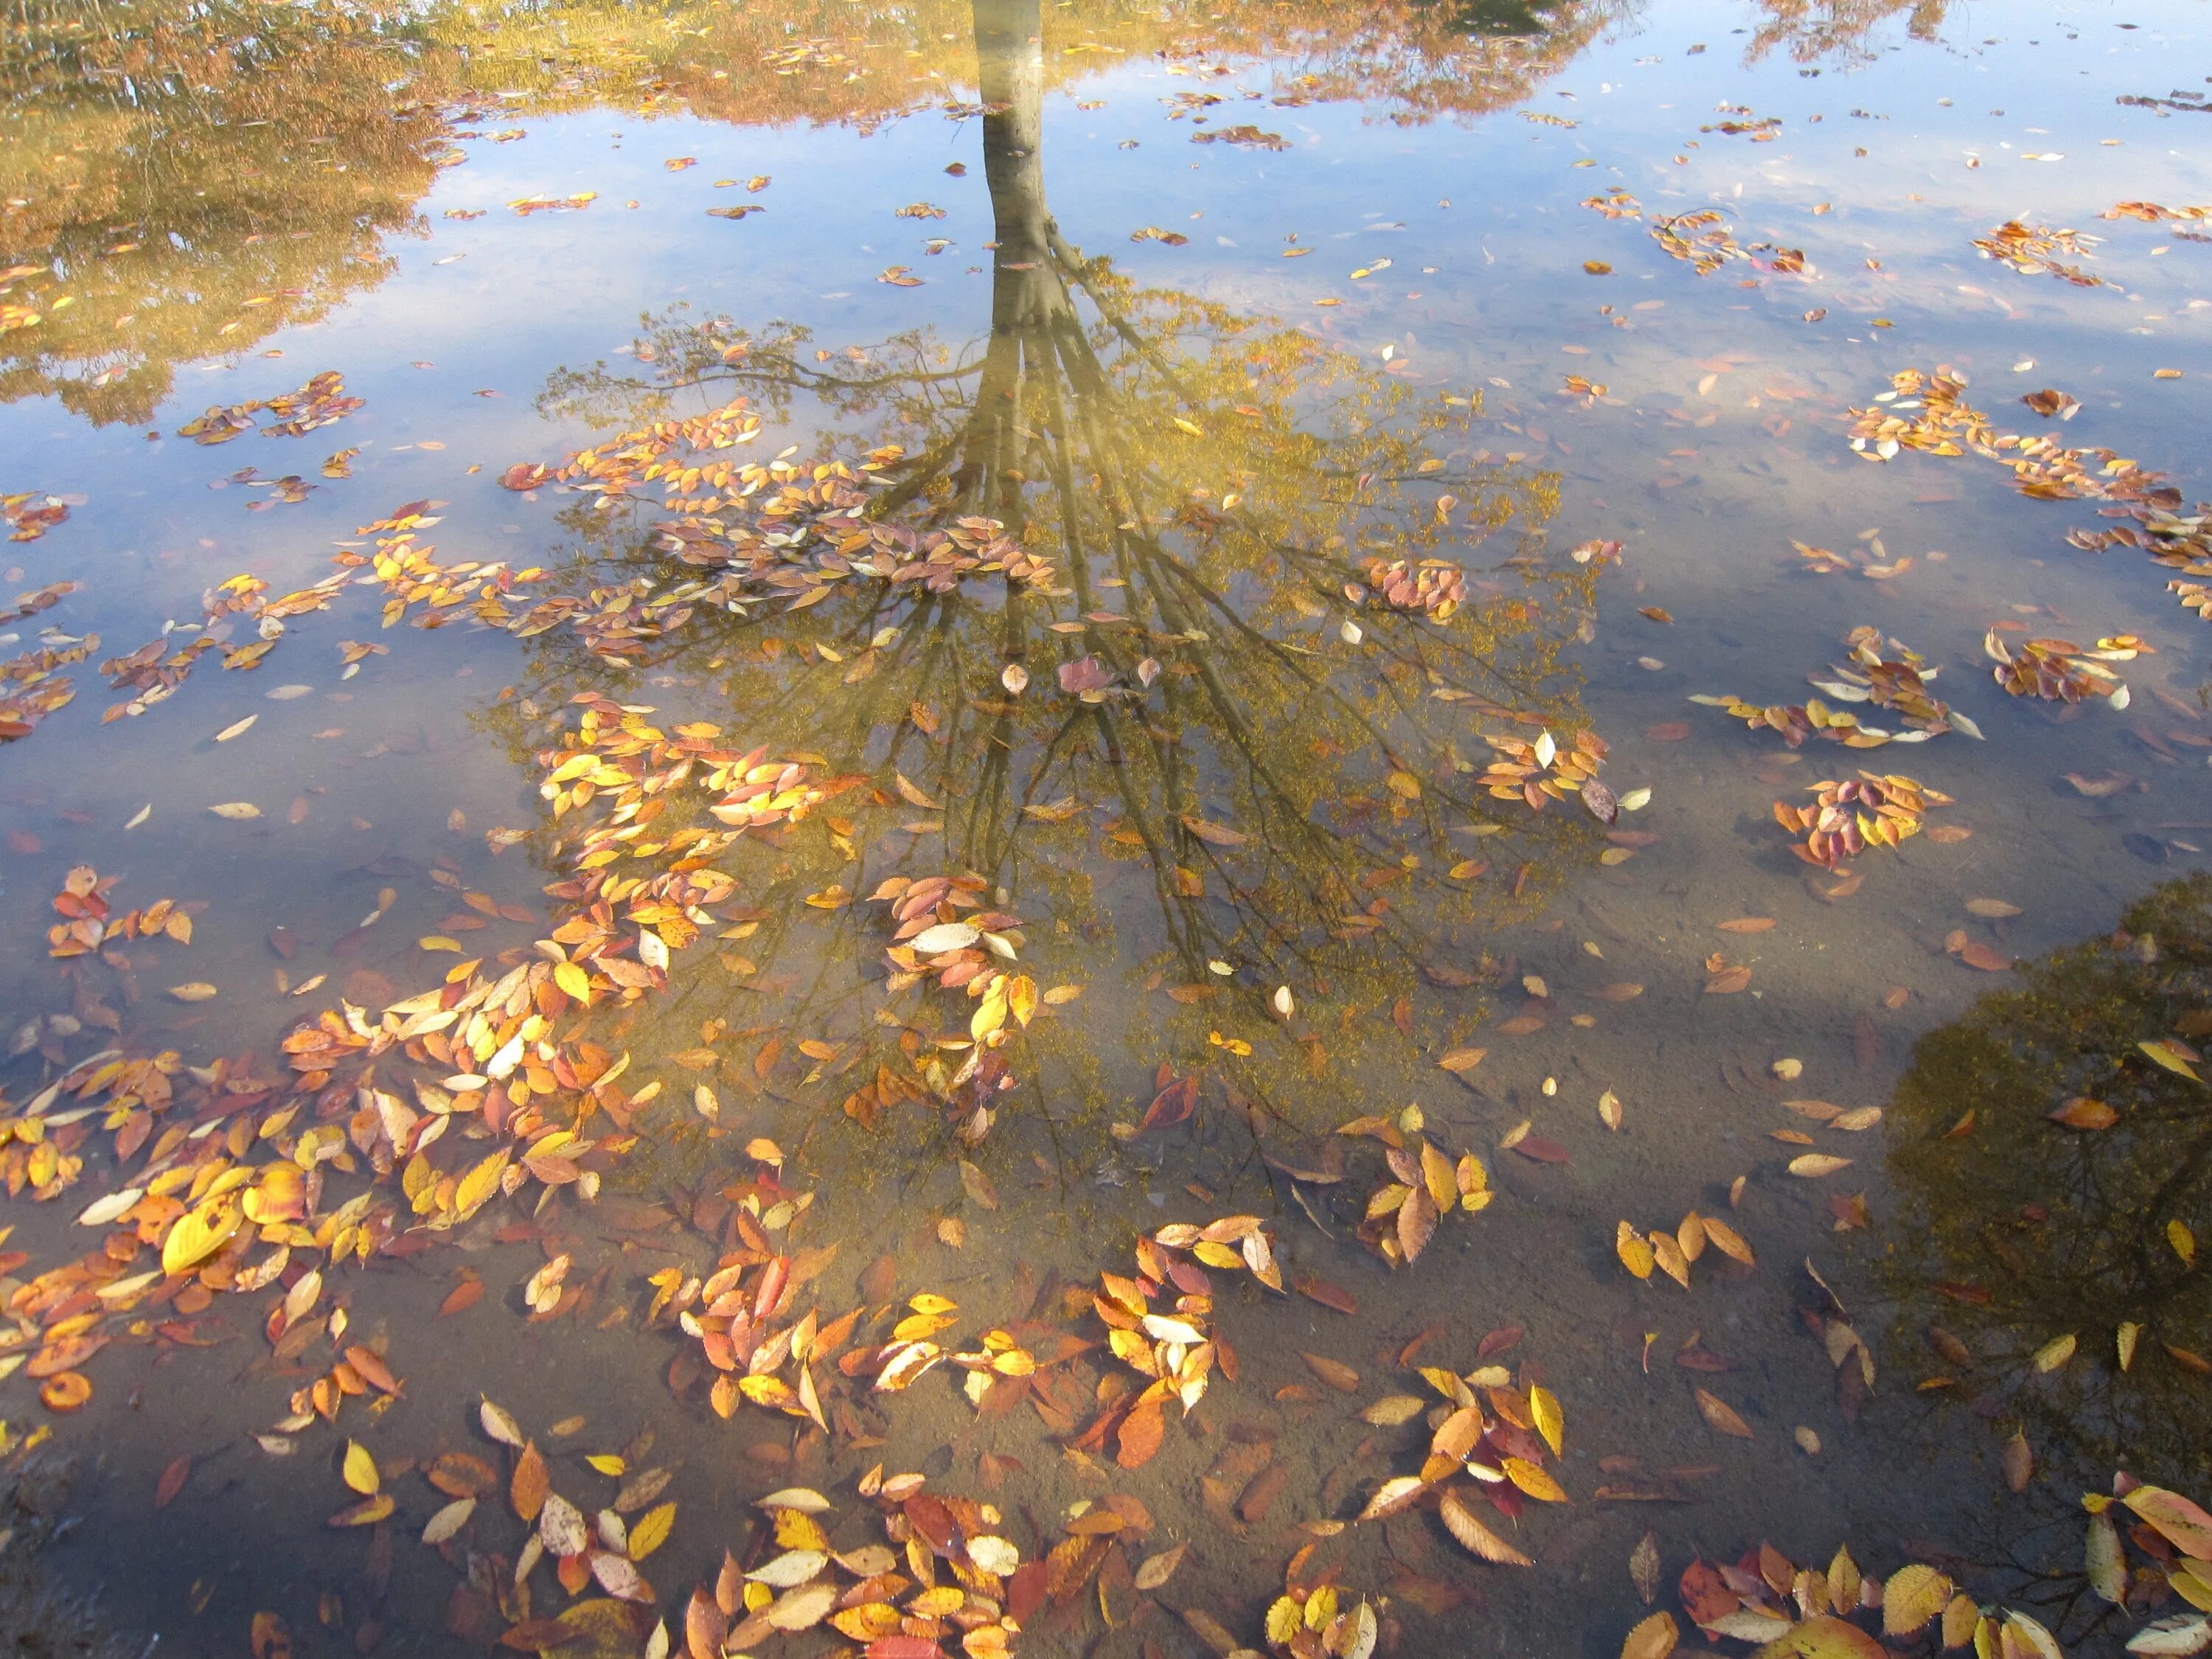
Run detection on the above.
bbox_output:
[627,1500,675,1560]
[1529,1385,1564,1457]
[1172,417,1204,438]
[585,1453,626,1476]
[161,1197,240,1276]
[2140,1038,2202,1080]
[1615,1221,1655,1280]
[342,1440,380,1495]
[2171,1219,2198,1267]
[1621,1610,1678,1659]
[2031,1332,2077,1373]
[1265,1596,1303,1645]
[452,1151,507,1219]
[1882,1565,1954,1637]
[1502,1456,1565,1502]
[418,936,463,953]
[554,961,592,1001]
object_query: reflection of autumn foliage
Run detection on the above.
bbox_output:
[1884,874,2212,1488]
[1742,0,1950,63]
[2,0,1630,425]
[0,0,453,423]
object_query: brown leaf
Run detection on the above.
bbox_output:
[1397,1183,1438,1263]
[511,1441,549,1522]
[1693,1388,1753,1439]
[1301,1352,1361,1394]
[1958,943,2011,973]
[1715,917,1775,933]
[2001,1430,2032,1493]
[155,1455,191,1509]
[1630,1531,1661,1604]
[1116,1397,1165,1470]
[1705,965,1753,994]
[1439,1490,1532,1566]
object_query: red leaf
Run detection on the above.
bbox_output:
[154,1454,192,1509]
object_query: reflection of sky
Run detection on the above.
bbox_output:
[1,0,2209,872]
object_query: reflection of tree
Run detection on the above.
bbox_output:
[2,0,1626,426]
[1742,0,1949,63]
[494,0,1601,1157]
[0,0,457,424]
[1883,873,2212,1492]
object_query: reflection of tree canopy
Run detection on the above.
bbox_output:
[1884,873,2211,1491]
[0,0,1628,426]
[0,0,456,423]
[478,0,1603,1157]
[1742,0,1949,64]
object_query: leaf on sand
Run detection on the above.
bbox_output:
[423,1497,476,1544]
[208,802,262,820]
[154,1455,191,1509]
[1361,1394,1427,1427]
[511,1441,549,1522]
[1134,1543,1186,1592]
[1629,1532,1661,1605]
[1437,1047,1488,1074]
[1301,1352,1361,1393]
[1359,1476,1428,1522]
[1616,1222,1656,1280]
[342,1440,380,1495]
[1116,1397,1165,1470]
[1440,1490,1532,1565]
[1700,1214,1756,1267]
[1716,917,1775,933]
[481,1399,524,1447]
[1787,1155,1853,1178]
[1694,1388,1753,1439]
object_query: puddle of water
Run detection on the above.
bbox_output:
[1,0,2211,1655]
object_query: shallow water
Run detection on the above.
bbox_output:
[1,1,2211,1655]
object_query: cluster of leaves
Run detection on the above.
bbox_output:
[1849,366,2212,630]
[1331,1110,1492,1265]
[1614,1208,1756,1287]
[2081,1478,2212,1644]
[1351,1341,1569,1571]
[1089,1215,1282,1468]
[1695,626,1972,747]
[175,368,362,444]
[1621,1545,2066,1658]
[1773,773,1951,869]
[1972,220,2108,286]
[1357,557,1466,620]
[1985,630,2137,708]
[1479,726,1610,813]
[1,493,67,542]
